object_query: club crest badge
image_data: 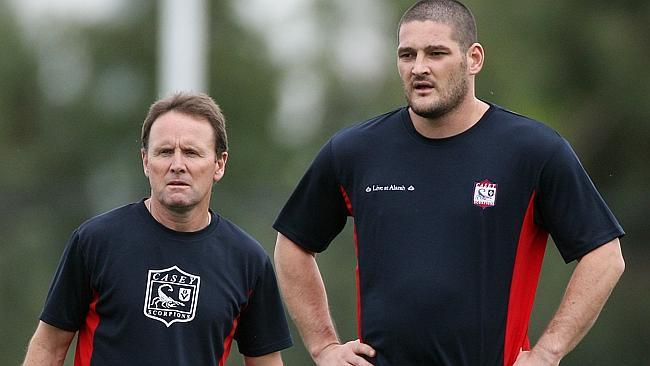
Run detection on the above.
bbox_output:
[473,179,498,209]
[143,266,201,327]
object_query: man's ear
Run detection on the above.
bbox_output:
[466,42,485,75]
[213,152,228,183]
[141,148,149,177]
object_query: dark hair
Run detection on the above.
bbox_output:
[398,0,478,51]
[141,92,228,155]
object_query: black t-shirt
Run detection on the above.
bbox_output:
[41,200,292,365]
[274,104,623,366]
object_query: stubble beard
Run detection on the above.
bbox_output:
[405,64,469,120]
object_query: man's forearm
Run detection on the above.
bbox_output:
[23,322,75,366]
[529,239,624,364]
[274,234,339,358]
[23,343,66,366]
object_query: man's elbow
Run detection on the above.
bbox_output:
[275,233,315,261]
[611,246,625,279]
[600,238,625,281]
[580,238,625,280]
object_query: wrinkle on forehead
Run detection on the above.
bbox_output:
[148,111,216,153]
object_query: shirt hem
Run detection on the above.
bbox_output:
[239,338,293,357]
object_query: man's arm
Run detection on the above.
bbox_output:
[274,233,375,366]
[23,321,76,366]
[244,351,284,366]
[515,238,624,366]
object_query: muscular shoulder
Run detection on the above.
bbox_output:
[330,107,405,151]
[491,105,562,141]
[486,104,566,159]
[324,107,406,174]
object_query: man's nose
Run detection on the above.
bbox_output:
[411,54,430,76]
[170,150,186,173]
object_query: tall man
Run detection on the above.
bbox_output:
[273,1,625,365]
[23,93,292,366]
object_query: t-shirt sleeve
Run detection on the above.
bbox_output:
[40,230,92,331]
[535,137,625,263]
[273,140,350,253]
[234,257,293,357]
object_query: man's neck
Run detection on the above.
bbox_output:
[145,198,211,232]
[409,97,489,139]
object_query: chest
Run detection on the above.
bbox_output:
[346,143,537,221]
[85,239,252,330]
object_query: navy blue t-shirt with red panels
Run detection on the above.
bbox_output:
[273,104,624,366]
[41,200,292,366]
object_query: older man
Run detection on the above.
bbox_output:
[24,93,292,366]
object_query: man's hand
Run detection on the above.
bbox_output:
[314,339,376,366]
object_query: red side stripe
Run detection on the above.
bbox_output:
[74,291,100,366]
[219,315,241,366]
[503,192,549,366]
[219,289,252,366]
[352,224,362,342]
[339,186,363,341]
[339,185,354,216]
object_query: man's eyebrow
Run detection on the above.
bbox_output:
[397,46,415,53]
[424,44,452,51]
[398,44,453,52]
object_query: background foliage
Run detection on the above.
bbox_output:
[1,0,648,365]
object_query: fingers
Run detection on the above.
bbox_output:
[315,339,376,366]
[344,340,375,366]
[350,339,376,358]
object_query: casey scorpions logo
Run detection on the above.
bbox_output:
[473,179,498,209]
[143,266,201,327]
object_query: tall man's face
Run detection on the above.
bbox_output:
[142,111,227,213]
[397,20,470,119]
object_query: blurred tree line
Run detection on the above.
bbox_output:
[0,0,647,365]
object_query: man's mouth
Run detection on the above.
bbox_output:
[413,80,434,92]
[167,180,190,187]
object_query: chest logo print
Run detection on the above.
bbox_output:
[365,184,416,193]
[473,179,498,208]
[143,265,201,327]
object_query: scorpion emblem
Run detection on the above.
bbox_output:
[150,284,186,308]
